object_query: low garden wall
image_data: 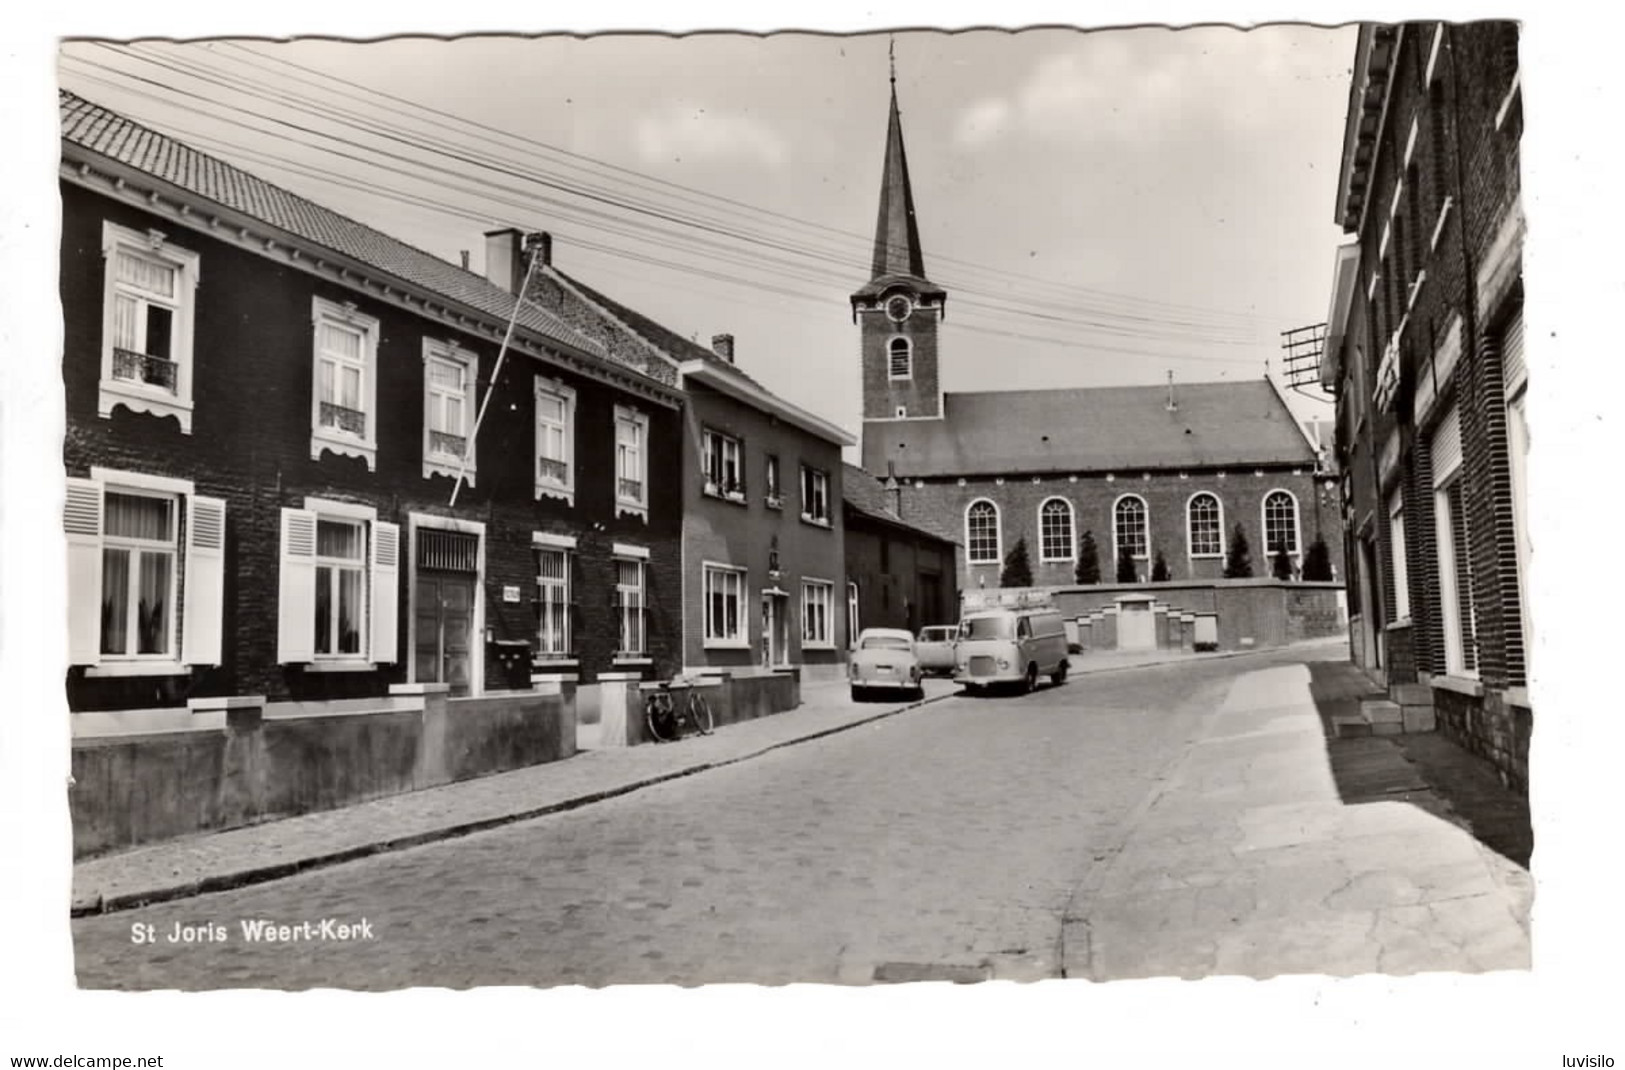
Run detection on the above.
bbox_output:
[69,685,576,860]
[978,579,1346,653]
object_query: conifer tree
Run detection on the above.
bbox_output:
[1001,536,1034,588]
[1224,524,1254,579]
[1115,542,1139,584]
[1074,529,1102,584]
[1302,535,1335,582]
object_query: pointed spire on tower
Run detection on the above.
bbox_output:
[869,62,929,283]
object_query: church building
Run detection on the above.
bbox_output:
[852,78,1340,593]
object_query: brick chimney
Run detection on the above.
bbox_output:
[483,228,525,294]
[711,334,735,364]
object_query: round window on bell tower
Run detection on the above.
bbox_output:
[885,294,913,323]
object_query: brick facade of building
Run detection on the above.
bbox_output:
[60,102,684,718]
[1324,22,1529,788]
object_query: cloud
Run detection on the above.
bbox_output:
[951,29,1350,152]
[634,104,789,169]
[953,98,1014,147]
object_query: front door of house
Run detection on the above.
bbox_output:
[415,572,475,696]
[762,592,790,667]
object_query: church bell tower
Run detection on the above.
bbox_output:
[852,63,946,455]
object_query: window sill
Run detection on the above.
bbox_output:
[765,498,784,511]
[84,661,190,678]
[616,500,649,522]
[703,639,752,651]
[1384,617,1414,632]
[304,660,376,674]
[703,488,750,506]
[613,656,653,666]
[424,457,476,486]
[1038,557,1076,565]
[533,658,578,669]
[1504,686,1531,709]
[800,515,832,529]
[310,430,378,471]
[536,482,576,507]
[1189,553,1224,560]
[802,642,836,651]
[99,381,194,434]
[1431,673,1484,698]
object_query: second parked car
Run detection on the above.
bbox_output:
[914,625,959,676]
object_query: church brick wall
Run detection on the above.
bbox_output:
[883,467,1339,593]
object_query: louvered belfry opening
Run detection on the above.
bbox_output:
[417,528,479,573]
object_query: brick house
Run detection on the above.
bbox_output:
[842,464,960,636]
[852,81,1342,594]
[1320,22,1530,789]
[521,243,857,682]
[59,90,684,725]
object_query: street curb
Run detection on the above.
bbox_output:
[70,688,958,918]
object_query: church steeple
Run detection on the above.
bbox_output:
[870,80,929,282]
[853,61,946,444]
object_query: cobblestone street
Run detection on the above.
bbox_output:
[70,645,1528,990]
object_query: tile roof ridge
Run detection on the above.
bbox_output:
[62,89,532,318]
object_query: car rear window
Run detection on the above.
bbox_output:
[861,636,913,651]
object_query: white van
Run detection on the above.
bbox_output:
[953,606,1070,693]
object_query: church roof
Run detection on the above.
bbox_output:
[871,380,1319,479]
[852,84,943,303]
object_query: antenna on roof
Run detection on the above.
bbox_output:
[889,37,896,87]
[1166,370,1177,412]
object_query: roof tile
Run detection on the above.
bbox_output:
[58,90,632,369]
[875,380,1317,478]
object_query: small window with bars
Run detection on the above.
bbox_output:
[535,548,572,657]
[614,558,647,656]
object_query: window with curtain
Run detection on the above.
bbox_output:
[100,491,178,657]
[535,548,571,656]
[313,517,365,658]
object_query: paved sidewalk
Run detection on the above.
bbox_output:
[70,639,1342,918]
[1063,662,1531,979]
[72,677,963,916]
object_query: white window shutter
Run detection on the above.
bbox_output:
[182,495,227,666]
[369,520,401,664]
[277,507,318,663]
[64,477,104,666]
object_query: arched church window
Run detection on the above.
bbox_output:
[1187,493,1224,557]
[1038,498,1074,562]
[1114,495,1149,561]
[1262,491,1301,557]
[966,499,1000,565]
[888,337,912,380]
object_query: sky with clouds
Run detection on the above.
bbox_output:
[56,26,1357,447]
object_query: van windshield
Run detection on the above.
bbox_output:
[960,616,1013,641]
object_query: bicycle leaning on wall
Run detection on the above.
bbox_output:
[644,675,715,742]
